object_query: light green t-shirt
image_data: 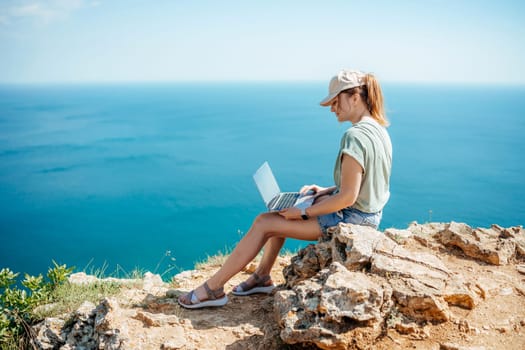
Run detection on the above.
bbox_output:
[333,117,392,213]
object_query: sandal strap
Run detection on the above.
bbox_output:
[237,273,272,292]
[238,281,250,292]
[203,281,224,300]
[252,272,262,283]
[252,273,271,285]
[188,290,200,305]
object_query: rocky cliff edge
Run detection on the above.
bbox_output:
[33,222,525,350]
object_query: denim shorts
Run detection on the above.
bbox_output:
[317,207,382,237]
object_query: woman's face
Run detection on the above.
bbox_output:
[330,92,358,123]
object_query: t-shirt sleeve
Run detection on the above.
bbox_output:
[340,130,365,171]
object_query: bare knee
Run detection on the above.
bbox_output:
[253,212,273,226]
[251,212,277,240]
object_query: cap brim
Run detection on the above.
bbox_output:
[319,93,337,106]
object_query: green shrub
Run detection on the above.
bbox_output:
[0,261,74,348]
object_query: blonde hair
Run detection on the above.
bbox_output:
[343,73,389,127]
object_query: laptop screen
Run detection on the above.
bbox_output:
[253,162,281,206]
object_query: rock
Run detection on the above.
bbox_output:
[331,224,385,270]
[389,277,450,322]
[436,222,516,265]
[384,228,413,243]
[443,275,477,309]
[456,319,480,334]
[408,222,447,236]
[75,301,96,321]
[94,298,129,349]
[276,221,525,348]
[161,337,187,350]
[60,300,99,350]
[68,272,139,286]
[275,262,385,349]
[243,261,258,273]
[143,272,166,293]
[406,222,447,249]
[440,343,486,350]
[171,269,201,287]
[276,223,483,347]
[68,272,99,285]
[134,310,180,327]
[283,241,332,287]
[394,320,418,334]
[319,263,386,322]
[166,289,180,298]
[370,247,449,290]
[516,265,525,274]
[515,233,525,258]
[473,277,504,299]
[144,297,179,313]
[32,317,66,350]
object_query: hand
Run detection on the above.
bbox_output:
[299,184,325,196]
[278,207,302,220]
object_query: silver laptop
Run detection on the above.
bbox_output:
[253,161,314,211]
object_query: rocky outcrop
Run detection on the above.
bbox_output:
[275,222,525,349]
[32,271,168,350]
[33,298,128,350]
[434,222,524,265]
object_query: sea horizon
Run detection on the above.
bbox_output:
[1,80,525,87]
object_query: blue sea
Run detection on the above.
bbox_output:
[1,82,524,279]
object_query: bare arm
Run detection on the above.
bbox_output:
[279,154,363,220]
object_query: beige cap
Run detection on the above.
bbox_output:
[319,69,366,106]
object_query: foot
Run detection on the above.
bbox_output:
[178,281,228,309]
[232,272,275,296]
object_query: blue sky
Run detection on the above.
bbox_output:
[0,0,524,84]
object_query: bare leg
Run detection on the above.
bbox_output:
[209,212,321,287]
[242,195,332,285]
[257,237,285,276]
[232,237,285,291]
[180,212,322,303]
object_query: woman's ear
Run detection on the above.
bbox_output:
[350,93,359,106]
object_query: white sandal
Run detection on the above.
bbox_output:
[178,282,228,309]
[232,273,275,296]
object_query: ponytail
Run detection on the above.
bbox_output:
[363,73,389,127]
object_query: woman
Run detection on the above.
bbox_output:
[178,69,392,309]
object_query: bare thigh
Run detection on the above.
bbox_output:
[253,212,322,241]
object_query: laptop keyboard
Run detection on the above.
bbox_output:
[269,192,299,210]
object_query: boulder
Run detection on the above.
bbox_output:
[32,298,128,350]
[32,317,66,350]
[283,241,332,287]
[63,300,97,350]
[275,272,384,349]
[94,298,129,350]
[275,223,476,348]
[436,222,517,265]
